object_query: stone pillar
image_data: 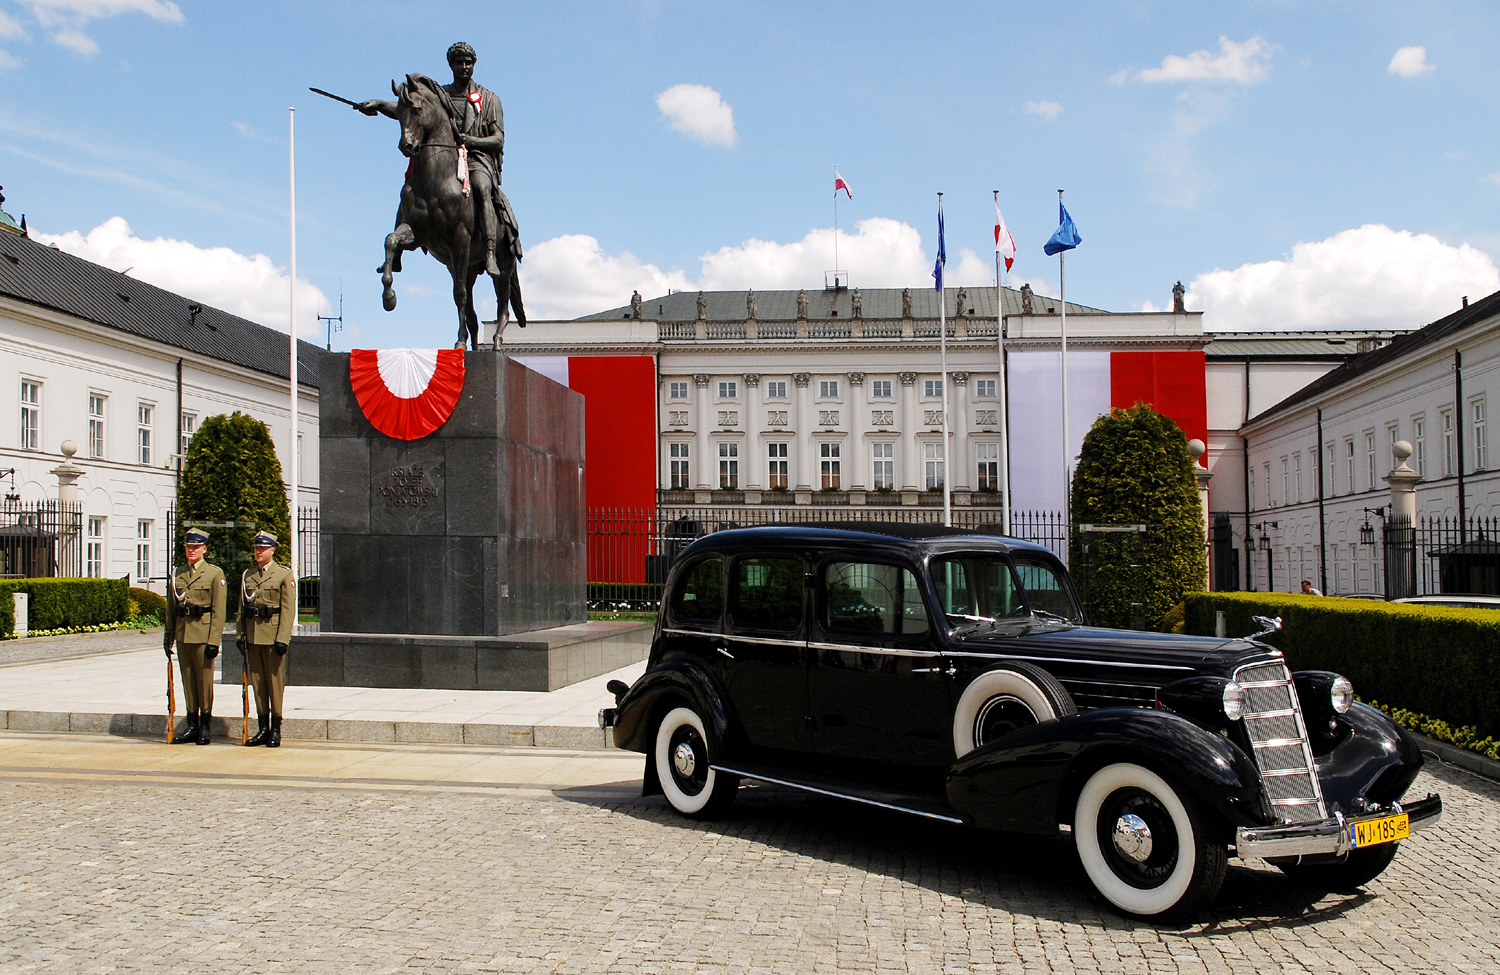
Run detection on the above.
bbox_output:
[793,373,813,492]
[50,440,83,504]
[1384,439,1421,522]
[950,372,971,493]
[899,372,920,495]
[1188,439,1213,584]
[846,372,867,492]
[50,440,83,577]
[693,374,712,491]
[742,374,761,493]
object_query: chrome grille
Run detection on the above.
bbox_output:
[1236,659,1325,823]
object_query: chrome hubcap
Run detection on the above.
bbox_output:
[673,741,697,777]
[1112,813,1153,862]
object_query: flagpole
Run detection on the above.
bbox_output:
[1058,188,1069,558]
[288,106,299,584]
[833,164,839,284]
[994,190,1011,537]
[938,192,951,528]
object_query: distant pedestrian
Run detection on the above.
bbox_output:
[1300,580,1323,597]
[164,527,227,745]
[238,531,296,748]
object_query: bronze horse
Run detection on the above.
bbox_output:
[377,73,525,350]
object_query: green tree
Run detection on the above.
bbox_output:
[175,412,290,610]
[1069,403,1206,629]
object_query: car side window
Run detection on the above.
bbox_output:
[931,557,1026,619]
[730,557,803,632]
[823,562,929,636]
[671,557,723,624]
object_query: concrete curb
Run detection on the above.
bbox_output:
[0,709,615,750]
[1412,730,1500,782]
[3,626,163,646]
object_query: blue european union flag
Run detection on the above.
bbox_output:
[1044,202,1082,256]
[932,203,946,292]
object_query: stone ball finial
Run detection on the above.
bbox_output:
[60,440,77,459]
[1187,438,1206,461]
[1393,439,1413,461]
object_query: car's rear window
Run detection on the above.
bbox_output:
[671,557,723,624]
[730,557,803,631]
[823,562,929,635]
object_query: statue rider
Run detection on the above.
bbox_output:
[359,42,506,278]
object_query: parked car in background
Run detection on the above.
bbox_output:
[1394,594,1500,609]
[600,524,1441,921]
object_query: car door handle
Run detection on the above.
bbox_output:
[914,663,957,676]
[715,645,735,659]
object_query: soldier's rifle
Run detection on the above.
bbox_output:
[239,571,252,745]
[165,655,175,744]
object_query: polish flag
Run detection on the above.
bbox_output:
[994,201,1017,272]
[834,170,853,199]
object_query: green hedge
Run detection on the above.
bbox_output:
[0,578,130,633]
[128,586,167,621]
[1184,592,1500,738]
[0,589,12,638]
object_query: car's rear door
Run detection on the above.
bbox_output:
[806,558,954,769]
[721,552,811,754]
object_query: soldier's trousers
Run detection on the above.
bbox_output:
[247,644,286,716]
[177,643,214,714]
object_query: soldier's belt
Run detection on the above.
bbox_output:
[178,605,209,619]
[252,605,279,620]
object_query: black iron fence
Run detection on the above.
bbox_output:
[1385,514,1500,599]
[586,505,1069,608]
[0,499,82,578]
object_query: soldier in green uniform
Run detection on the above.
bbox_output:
[164,527,227,745]
[237,531,296,748]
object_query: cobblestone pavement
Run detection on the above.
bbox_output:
[1,733,1497,975]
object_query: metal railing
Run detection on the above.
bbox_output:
[0,499,82,578]
[1385,514,1500,599]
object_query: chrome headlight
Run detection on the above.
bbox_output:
[1330,676,1354,714]
[1222,681,1245,721]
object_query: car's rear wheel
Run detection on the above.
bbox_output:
[953,662,1076,756]
[1269,842,1400,892]
[654,706,739,818]
[1074,763,1227,921]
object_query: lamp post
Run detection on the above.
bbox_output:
[1359,506,1387,547]
[1252,521,1279,591]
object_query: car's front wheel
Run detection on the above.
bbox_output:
[654,705,739,818]
[953,662,1076,756]
[1074,763,1227,920]
[1269,842,1399,892]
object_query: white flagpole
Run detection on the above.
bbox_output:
[994,190,1011,537]
[288,106,299,584]
[1058,188,1069,556]
[833,165,839,284]
[938,192,951,528]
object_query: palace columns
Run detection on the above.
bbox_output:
[846,372,866,490]
[693,373,712,490]
[793,373,813,490]
[899,372,920,491]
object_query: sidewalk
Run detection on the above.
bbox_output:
[0,635,646,749]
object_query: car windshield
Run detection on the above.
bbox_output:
[930,554,1082,624]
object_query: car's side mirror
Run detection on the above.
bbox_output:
[1248,615,1282,640]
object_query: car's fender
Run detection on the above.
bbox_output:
[1313,701,1425,813]
[944,708,1269,835]
[611,657,736,795]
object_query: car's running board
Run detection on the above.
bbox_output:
[711,763,968,825]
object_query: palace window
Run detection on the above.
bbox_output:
[923,379,943,398]
[1413,416,1426,476]
[872,442,894,489]
[718,441,739,489]
[871,380,892,398]
[1293,453,1302,504]
[669,381,688,400]
[1344,439,1355,494]
[819,379,839,399]
[137,403,154,466]
[1280,457,1288,504]
[975,379,996,398]
[19,379,40,451]
[136,520,152,582]
[89,393,107,459]
[1442,410,1455,476]
[86,517,105,578]
[924,442,945,490]
[819,442,841,489]
[765,380,787,399]
[717,381,737,400]
[669,442,690,489]
[1365,432,1376,491]
[767,442,788,488]
[976,443,999,491]
[1475,399,1488,472]
[181,412,196,458]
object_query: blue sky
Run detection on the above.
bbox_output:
[3,1,1499,348]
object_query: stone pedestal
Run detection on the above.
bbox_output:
[318,352,585,639]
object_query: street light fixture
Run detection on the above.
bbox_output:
[1251,521,1279,589]
[1360,506,1387,546]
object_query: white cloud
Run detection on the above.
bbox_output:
[1135,36,1274,84]
[1388,46,1435,78]
[655,83,736,148]
[1185,224,1499,331]
[519,217,1001,319]
[16,0,183,55]
[1024,100,1064,121]
[33,217,328,337]
[0,10,28,38]
[1484,173,1500,187]
[0,49,20,68]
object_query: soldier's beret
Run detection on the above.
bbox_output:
[184,528,210,545]
[252,531,278,548]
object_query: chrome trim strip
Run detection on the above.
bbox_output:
[711,764,966,825]
[1243,708,1299,720]
[1270,798,1322,806]
[1260,767,1315,777]
[1251,738,1306,749]
[1239,678,1293,688]
[949,652,1196,672]
[807,641,941,658]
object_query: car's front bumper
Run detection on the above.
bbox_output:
[1235,793,1442,859]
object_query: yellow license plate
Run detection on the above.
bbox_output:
[1351,813,1409,848]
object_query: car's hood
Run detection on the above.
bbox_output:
[956,622,1276,678]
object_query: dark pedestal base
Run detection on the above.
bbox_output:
[220,621,652,692]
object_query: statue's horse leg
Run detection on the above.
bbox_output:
[379,223,416,312]
[462,267,483,351]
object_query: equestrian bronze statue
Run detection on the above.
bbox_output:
[324,42,526,350]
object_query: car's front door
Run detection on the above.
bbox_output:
[722,553,810,755]
[807,559,954,770]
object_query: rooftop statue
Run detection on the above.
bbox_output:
[1020,283,1035,315]
[1173,280,1186,314]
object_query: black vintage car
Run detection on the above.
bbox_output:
[599,525,1442,920]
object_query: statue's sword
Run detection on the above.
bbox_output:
[310,87,361,108]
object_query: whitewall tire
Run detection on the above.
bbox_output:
[654,706,738,818]
[952,663,1076,757]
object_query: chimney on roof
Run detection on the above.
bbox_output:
[1462,296,1469,308]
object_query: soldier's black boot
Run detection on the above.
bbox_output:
[246,714,271,747]
[171,712,199,744]
[267,714,282,749]
[196,711,212,745]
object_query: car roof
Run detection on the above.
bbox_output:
[677,523,1059,560]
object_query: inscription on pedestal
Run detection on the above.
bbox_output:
[378,466,440,507]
